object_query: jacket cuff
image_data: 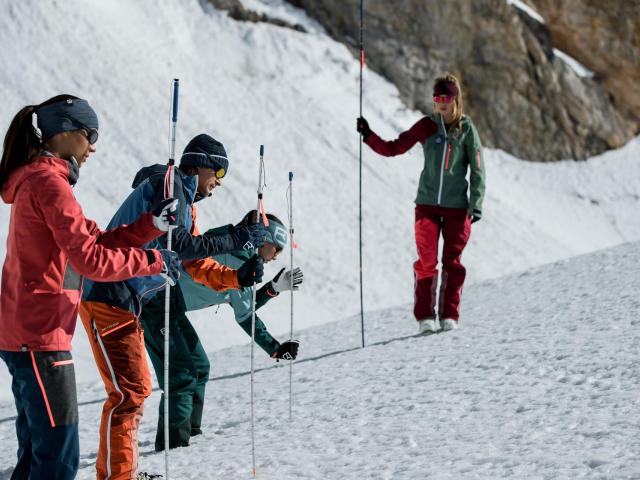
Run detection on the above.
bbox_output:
[230,270,240,290]
[144,249,164,275]
[264,282,279,298]
[363,130,377,145]
[269,342,282,357]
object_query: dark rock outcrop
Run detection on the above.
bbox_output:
[205,0,307,33]
[287,0,639,161]
[529,0,640,122]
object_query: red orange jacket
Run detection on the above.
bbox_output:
[0,155,164,352]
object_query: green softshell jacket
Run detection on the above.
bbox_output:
[419,115,485,216]
[365,113,486,217]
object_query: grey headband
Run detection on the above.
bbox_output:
[34,98,99,141]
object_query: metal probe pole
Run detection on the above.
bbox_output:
[164,77,179,479]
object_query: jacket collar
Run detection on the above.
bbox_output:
[2,153,78,204]
[131,164,198,205]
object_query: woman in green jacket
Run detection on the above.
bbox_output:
[357,73,486,334]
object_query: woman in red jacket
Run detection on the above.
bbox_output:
[0,95,180,480]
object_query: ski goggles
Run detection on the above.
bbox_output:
[204,154,227,178]
[213,165,226,179]
[433,95,456,104]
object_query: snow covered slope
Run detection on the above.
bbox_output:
[2,238,639,478]
[0,0,639,396]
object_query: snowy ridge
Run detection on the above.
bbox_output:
[2,239,639,478]
[237,0,326,33]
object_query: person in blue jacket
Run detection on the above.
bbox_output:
[140,210,303,450]
[79,134,265,479]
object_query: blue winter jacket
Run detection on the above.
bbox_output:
[83,164,237,315]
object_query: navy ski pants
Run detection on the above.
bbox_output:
[0,350,79,480]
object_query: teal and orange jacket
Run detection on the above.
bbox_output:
[178,226,281,356]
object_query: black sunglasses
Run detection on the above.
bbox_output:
[68,117,99,145]
[81,128,99,145]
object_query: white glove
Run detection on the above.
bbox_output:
[271,267,303,293]
[152,198,178,232]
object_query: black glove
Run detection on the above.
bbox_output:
[471,210,481,224]
[237,254,264,287]
[356,117,372,140]
[157,249,181,286]
[272,340,300,361]
[231,224,266,251]
[151,197,178,231]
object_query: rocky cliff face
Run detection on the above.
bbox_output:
[287,0,639,161]
[529,0,640,122]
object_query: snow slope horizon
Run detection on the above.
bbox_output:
[1,0,640,393]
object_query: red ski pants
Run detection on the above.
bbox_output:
[79,301,152,480]
[413,205,471,321]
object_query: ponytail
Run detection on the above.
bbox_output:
[0,94,79,192]
[0,105,41,191]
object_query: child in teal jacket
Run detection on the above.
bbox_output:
[140,211,302,450]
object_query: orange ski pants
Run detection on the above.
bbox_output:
[79,301,152,480]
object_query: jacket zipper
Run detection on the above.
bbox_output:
[444,144,452,171]
[437,115,448,205]
[136,283,167,317]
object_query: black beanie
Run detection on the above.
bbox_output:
[180,134,229,173]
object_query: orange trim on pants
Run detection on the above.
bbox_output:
[29,352,56,428]
[79,301,152,480]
